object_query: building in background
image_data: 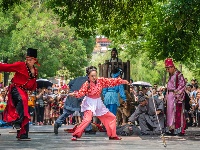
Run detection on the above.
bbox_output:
[93,36,111,53]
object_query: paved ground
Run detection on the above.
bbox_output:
[1,125,200,150]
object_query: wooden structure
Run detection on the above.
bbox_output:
[98,60,130,92]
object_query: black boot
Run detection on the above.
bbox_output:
[18,123,31,140]
[54,123,59,135]
[18,134,31,141]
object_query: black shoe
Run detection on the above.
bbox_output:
[18,134,31,141]
[177,133,185,136]
[54,123,59,135]
[85,130,96,135]
[165,132,177,136]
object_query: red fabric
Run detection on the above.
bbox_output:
[92,123,106,132]
[4,85,30,135]
[0,61,37,136]
[72,110,93,138]
[74,77,127,99]
[0,62,37,90]
[165,58,175,67]
[65,125,77,133]
[72,110,117,138]
[175,103,186,134]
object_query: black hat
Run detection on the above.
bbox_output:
[27,48,37,58]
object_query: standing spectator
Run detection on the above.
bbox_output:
[27,91,36,125]
[0,90,7,120]
[196,88,200,126]
[36,88,45,125]
[50,88,60,125]
[43,87,53,125]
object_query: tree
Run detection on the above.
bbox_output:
[1,0,199,79]
[0,1,95,81]
[145,0,200,62]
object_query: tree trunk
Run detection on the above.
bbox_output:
[162,70,167,86]
[3,57,10,87]
[179,64,182,72]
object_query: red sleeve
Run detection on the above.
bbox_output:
[74,81,88,98]
[98,77,127,88]
[0,61,22,72]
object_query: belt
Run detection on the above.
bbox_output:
[19,86,28,91]
[11,83,28,91]
[168,90,174,92]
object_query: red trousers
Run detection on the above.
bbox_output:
[72,110,117,138]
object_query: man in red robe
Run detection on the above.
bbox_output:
[0,48,39,140]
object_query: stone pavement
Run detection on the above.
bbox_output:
[0,125,200,150]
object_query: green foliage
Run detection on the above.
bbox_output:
[46,0,153,38]
[1,0,199,81]
[91,50,194,86]
[145,0,200,62]
[0,1,95,79]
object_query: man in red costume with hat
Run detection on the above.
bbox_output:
[0,48,39,140]
[165,58,186,135]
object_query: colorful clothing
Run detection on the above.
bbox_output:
[50,94,60,118]
[0,61,37,137]
[74,77,127,99]
[166,70,186,134]
[103,85,126,107]
[74,78,127,116]
[102,69,126,115]
[81,96,109,116]
[72,77,127,138]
